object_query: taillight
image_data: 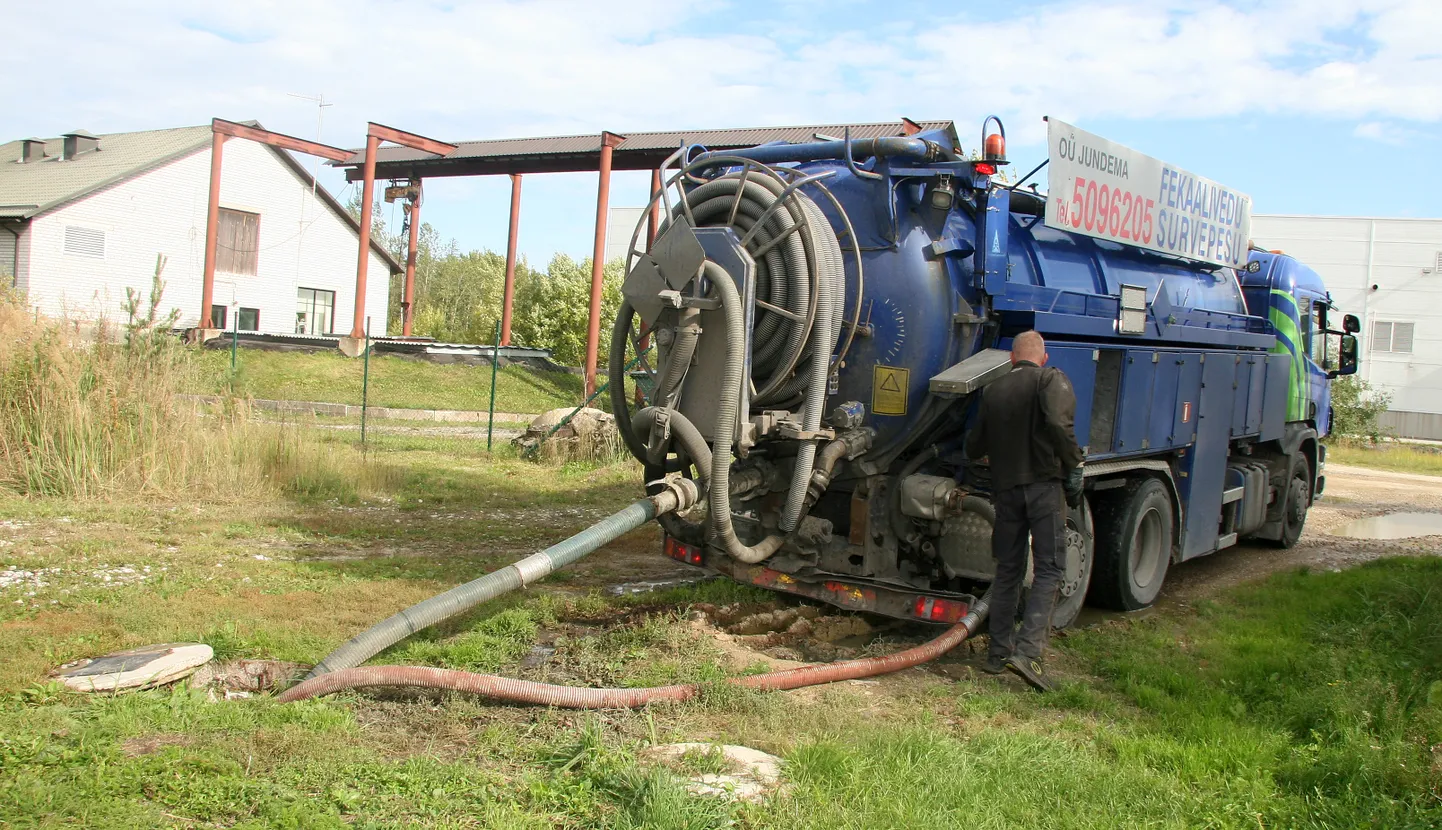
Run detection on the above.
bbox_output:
[664,537,703,566]
[913,595,967,622]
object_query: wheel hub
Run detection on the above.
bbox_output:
[1060,525,1086,597]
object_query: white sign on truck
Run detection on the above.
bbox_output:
[1044,118,1252,269]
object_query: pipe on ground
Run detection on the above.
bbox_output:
[277,594,989,705]
[303,483,699,680]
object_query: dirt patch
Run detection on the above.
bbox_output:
[190,659,307,694]
[120,733,192,757]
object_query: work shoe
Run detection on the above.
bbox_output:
[982,654,1008,675]
[1004,655,1054,693]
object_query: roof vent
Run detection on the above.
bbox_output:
[61,130,99,160]
[19,138,46,164]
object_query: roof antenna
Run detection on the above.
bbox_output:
[286,92,334,199]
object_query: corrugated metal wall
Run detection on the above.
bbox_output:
[1378,410,1442,441]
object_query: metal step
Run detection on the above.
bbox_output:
[929,348,1013,397]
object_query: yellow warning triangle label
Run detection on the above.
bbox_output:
[872,365,909,416]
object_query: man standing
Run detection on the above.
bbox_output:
[965,331,1084,692]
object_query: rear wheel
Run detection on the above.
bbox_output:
[1051,497,1094,629]
[1090,477,1173,611]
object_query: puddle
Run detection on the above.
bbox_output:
[607,575,716,596]
[1334,512,1442,540]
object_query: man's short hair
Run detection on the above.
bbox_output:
[1012,330,1046,362]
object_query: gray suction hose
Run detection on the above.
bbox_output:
[781,197,845,532]
[707,261,785,564]
[631,407,712,479]
[305,481,700,680]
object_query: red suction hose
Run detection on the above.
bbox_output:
[276,595,988,706]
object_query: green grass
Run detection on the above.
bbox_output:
[1328,442,1442,477]
[1,434,1439,827]
[192,348,586,415]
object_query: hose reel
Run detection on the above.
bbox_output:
[611,153,860,557]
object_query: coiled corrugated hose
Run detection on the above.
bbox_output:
[278,595,989,705]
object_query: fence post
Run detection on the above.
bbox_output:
[361,316,371,448]
[488,320,501,451]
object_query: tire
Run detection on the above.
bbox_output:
[1051,496,1094,629]
[1273,453,1311,549]
[1090,477,1173,611]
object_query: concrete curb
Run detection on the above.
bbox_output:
[181,395,539,424]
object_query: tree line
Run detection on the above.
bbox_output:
[353,196,624,367]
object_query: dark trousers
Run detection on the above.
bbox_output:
[988,481,1066,662]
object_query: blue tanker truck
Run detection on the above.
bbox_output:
[280,117,1368,699]
[608,117,1361,629]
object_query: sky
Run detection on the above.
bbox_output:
[4,0,1439,265]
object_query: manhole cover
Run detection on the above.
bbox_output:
[56,643,213,693]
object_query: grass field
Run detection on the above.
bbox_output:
[1327,441,1442,477]
[2,429,1439,828]
[191,348,587,415]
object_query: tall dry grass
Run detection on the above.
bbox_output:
[0,266,394,501]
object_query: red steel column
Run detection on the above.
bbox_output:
[647,168,661,249]
[583,132,625,397]
[350,133,380,340]
[500,173,522,346]
[199,131,226,331]
[401,196,421,336]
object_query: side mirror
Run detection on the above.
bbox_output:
[1329,334,1359,378]
[1343,313,1360,334]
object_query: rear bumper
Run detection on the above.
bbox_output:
[663,536,975,624]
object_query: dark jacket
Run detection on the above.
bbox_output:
[965,360,1084,491]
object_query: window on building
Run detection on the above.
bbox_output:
[210,304,227,329]
[237,307,260,332]
[63,226,105,259]
[295,288,335,335]
[1371,320,1415,354]
[217,208,260,276]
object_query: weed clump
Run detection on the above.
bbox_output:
[0,273,392,501]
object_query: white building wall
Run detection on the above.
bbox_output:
[24,140,391,335]
[1252,215,1442,433]
[606,207,649,264]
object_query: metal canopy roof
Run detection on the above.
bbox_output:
[332,119,958,181]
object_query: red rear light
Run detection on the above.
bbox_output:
[912,595,967,622]
[664,537,703,566]
[974,162,996,177]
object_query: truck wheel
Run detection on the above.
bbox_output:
[1051,497,1094,629]
[1090,477,1173,611]
[1273,454,1311,549]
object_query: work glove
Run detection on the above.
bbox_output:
[1064,467,1084,509]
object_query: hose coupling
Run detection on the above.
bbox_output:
[649,476,700,515]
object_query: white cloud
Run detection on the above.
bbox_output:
[2,0,1437,150]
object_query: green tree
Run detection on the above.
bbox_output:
[510,254,624,367]
[1329,376,1392,442]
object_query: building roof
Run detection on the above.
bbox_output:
[0,125,212,219]
[0,123,401,273]
[333,119,958,180]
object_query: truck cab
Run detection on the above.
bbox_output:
[1239,250,1361,437]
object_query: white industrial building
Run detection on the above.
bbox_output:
[0,125,398,337]
[1249,215,1440,439]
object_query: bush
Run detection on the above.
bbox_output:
[1329,376,1391,442]
[0,269,393,501]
